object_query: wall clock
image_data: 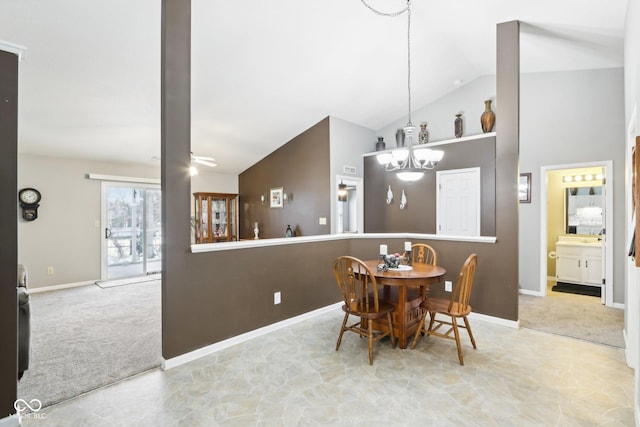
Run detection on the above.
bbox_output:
[18,188,41,221]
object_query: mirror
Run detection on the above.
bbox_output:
[565,186,603,235]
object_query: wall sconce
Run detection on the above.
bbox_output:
[260,194,266,204]
[283,193,292,203]
[338,181,347,202]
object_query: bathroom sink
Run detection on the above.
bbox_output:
[557,235,602,246]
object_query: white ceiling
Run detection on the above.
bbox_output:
[0,0,627,174]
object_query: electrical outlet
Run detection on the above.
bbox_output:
[47,267,54,275]
[274,291,281,305]
[319,217,327,225]
[445,280,452,292]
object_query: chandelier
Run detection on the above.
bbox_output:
[364,0,444,182]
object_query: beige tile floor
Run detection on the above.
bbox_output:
[21,309,635,426]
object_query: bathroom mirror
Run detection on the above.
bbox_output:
[565,186,604,235]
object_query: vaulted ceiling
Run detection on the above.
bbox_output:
[0,0,627,174]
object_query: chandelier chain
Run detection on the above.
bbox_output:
[360,1,413,127]
[406,2,412,127]
[359,0,409,17]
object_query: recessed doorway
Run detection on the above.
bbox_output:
[540,161,613,306]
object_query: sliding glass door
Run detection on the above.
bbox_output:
[102,183,162,280]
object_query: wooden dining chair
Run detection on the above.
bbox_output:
[333,256,396,365]
[410,253,478,365]
[411,243,437,265]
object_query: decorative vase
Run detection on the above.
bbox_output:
[395,128,406,147]
[418,122,429,144]
[375,137,386,151]
[454,114,463,138]
[285,225,294,237]
[480,100,495,133]
[253,222,259,239]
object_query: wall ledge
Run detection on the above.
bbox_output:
[363,132,497,157]
[191,233,497,253]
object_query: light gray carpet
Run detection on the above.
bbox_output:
[18,280,161,408]
[519,285,624,348]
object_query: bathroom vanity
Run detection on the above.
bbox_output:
[555,235,603,294]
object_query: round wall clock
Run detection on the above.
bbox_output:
[18,188,41,221]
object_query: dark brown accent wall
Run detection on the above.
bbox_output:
[364,136,496,235]
[0,50,18,418]
[161,4,343,359]
[238,117,331,239]
[161,16,520,361]
[494,21,520,321]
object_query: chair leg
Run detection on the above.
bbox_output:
[387,312,396,349]
[463,316,477,349]
[452,317,464,365]
[368,319,374,365]
[427,311,436,333]
[336,312,349,351]
[410,308,428,349]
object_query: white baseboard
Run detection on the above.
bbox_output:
[469,311,519,329]
[28,280,96,294]
[162,301,344,370]
[613,302,625,310]
[519,289,544,297]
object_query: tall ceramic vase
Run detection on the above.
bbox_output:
[395,128,406,147]
[481,99,495,133]
[454,114,463,138]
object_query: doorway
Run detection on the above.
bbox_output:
[336,176,363,234]
[540,161,613,306]
[102,182,162,280]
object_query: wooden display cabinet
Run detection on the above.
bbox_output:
[193,192,238,243]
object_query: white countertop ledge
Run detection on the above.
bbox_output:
[191,233,497,253]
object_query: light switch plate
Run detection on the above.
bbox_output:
[319,217,327,225]
[445,281,453,292]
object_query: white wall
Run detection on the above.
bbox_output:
[376,75,497,146]
[18,154,160,287]
[623,0,640,420]
[18,154,238,288]
[519,68,625,305]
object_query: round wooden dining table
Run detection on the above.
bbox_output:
[363,260,446,349]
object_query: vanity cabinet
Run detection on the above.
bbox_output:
[555,243,602,286]
[193,192,238,243]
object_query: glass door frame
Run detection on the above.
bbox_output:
[101,181,162,280]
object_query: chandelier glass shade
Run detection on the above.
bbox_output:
[376,126,444,182]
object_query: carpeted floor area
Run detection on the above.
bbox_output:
[18,279,161,408]
[519,282,624,348]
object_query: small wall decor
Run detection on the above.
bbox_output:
[519,173,531,203]
[386,185,394,205]
[400,190,407,209]
[270,187,284,208]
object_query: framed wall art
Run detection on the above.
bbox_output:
[270,187,284,208]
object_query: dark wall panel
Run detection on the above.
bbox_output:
[239,117,331,239]
[364,136,496,235]
[0,50,18,418]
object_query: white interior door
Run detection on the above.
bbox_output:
[436,167,481,236]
